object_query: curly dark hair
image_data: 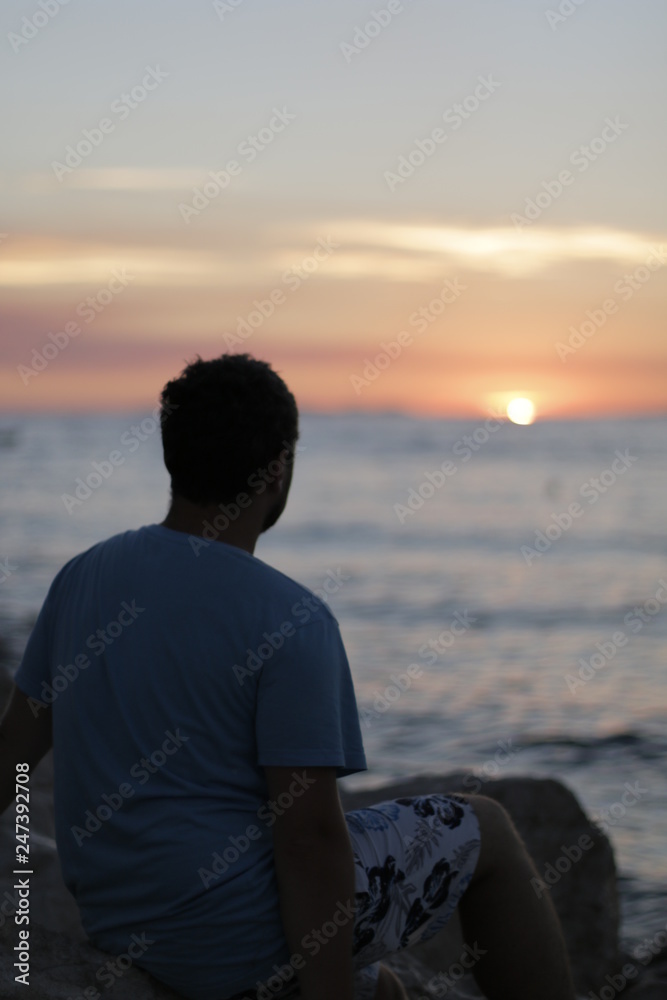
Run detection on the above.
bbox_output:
[159,353,299,505]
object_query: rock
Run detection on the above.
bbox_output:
[0,918,184,1000]
[340,772,620,997]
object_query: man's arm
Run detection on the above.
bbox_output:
[265,765,356,1000]
[0,683,52,815]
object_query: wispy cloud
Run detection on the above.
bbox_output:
[0,239,239,288]
[1,223,664,289]
[325,221,667,277]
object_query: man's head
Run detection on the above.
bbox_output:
[159,353,299,531]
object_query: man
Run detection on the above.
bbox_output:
[0,353,575,1000]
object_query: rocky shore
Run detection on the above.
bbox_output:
[0,669,665,999]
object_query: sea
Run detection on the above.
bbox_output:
[0,410,665,952]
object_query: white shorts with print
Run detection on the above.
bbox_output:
[227,793,481,1000]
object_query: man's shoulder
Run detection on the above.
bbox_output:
[50,527,143,588]
[66,526,141,562]
[49,526,342,630]
[251,558,341,629]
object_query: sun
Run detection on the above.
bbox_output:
[506,397,536,425]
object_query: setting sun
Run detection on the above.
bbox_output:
[506,397,536,425]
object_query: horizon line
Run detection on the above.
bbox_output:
[0,406,665,423]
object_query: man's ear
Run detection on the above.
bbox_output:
[266,447,294,492]
[268,471,287,495]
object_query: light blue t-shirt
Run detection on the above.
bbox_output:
[15,523,367,999]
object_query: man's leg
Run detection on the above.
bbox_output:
[457,794,576,1000]
[373,963,410,1000]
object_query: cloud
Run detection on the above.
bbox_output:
[325,221,667,277]
[1,222,664,289]
[0,239,240,288]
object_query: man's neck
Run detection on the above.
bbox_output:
[160,500,261,555]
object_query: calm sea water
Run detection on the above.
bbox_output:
[1,411,666,946]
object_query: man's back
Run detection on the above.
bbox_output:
[15,523,366,999]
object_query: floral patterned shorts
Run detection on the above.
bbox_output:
[227,794,481,1000]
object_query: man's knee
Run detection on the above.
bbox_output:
[462,793,524,881]
[374,963,409,1000]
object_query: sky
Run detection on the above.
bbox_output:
[1,0,665,419]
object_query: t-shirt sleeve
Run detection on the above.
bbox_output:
[255,613,367,778]
[14,592,54,702]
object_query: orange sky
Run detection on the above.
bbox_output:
[2,221,665,419]
[1,2,666,420]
